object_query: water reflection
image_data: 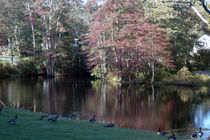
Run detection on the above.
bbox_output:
[0,78,210,138]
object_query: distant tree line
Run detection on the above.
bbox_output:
[0,0,209,82]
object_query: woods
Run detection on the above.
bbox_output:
[0,0,90,78]
[0,0,209,83]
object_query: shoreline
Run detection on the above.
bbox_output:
[1,76,210,87]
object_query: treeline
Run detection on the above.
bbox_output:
[0,0,209,82]
[86,0,209,83]
[0,0,91,78]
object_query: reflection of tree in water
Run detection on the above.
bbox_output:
[81,82,210,132]
[41,78,90,115]
[0,78,43,111]
[114,85,176,131]
[0,78,91,115]
[1,78,210,132]
[82,82,177,131]
[155,86,210,130]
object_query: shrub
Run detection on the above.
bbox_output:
[155,70,172,81]
[0,60,17,78]
[175,66,192,81]
[17,58,38,76]
[91,67,103,79]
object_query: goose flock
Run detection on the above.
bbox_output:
[1,107,209,139]
[157,127,205,140]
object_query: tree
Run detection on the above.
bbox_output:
[193,49,210,70]
[86,0,173,82]
[199,0,210,14]
[142,0,203,71]
[0,0,25,64]
[0,0,90,76]
[23,0,37,59]
[33,0,89,77]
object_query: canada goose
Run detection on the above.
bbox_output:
[48,115,59,122]
[0,107,3,114]
[62,113,71,120]
[191,131,197,138]
[104,123,114,128]
[8,114,17,124]
[157,128,168,136]
[198,127,203,137]
[89,114,96,123]
[38,114,50,120]
[168,131,176,140]
[51,115,59,122]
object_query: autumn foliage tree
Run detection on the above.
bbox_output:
[86,0,173,83]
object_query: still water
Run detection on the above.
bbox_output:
[0,77,210,139]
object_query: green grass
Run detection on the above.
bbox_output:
[0,108,179,140]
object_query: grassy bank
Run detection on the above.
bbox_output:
[0,108,180,140]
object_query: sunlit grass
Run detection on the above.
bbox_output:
[0,108,181,140]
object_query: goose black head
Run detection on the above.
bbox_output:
[171,131,175,136]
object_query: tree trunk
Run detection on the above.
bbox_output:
[8,37,14,65]
[25,2,36,59]
[46,0,55,77]
[98,33,107,80]
[150,61,155,83]
[46,54,55,77]
[101,51,106,80]
[14,25,20,55]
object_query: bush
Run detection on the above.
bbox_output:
[17,58,38,76]
[0,60,17,78]
[175,66,192,81]
[91,67,103,79]
[155,70,172,81]
[161,66,210,86]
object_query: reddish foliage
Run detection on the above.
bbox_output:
[86,0,173,80]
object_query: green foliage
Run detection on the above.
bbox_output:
[17,58,38,76]
[0,60,17,78]
[0,0,208,80]
[192,49,210,71]
[91,67,103,79]
[175,66,192,81]
[161,66,210,86]
[143,1,203,72]
[190,74,210,85]
[155,70,172,82]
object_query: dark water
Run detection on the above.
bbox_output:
[0,77,210,139]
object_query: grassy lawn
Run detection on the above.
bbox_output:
[0,108,179,140]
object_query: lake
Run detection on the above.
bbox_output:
[0,77,210,139]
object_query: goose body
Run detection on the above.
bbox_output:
[51,116,59,122]
[48,115,59,122]
[8,114,17,124]
[89,114,96,123]
[39,114,49,120]
[104,123,114,128]
[191,131,197,138]
[0,107,3,114]
[198,127,203,137]
[157,128,168,136]
[62,113,71,120]
[168,132,176,140]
